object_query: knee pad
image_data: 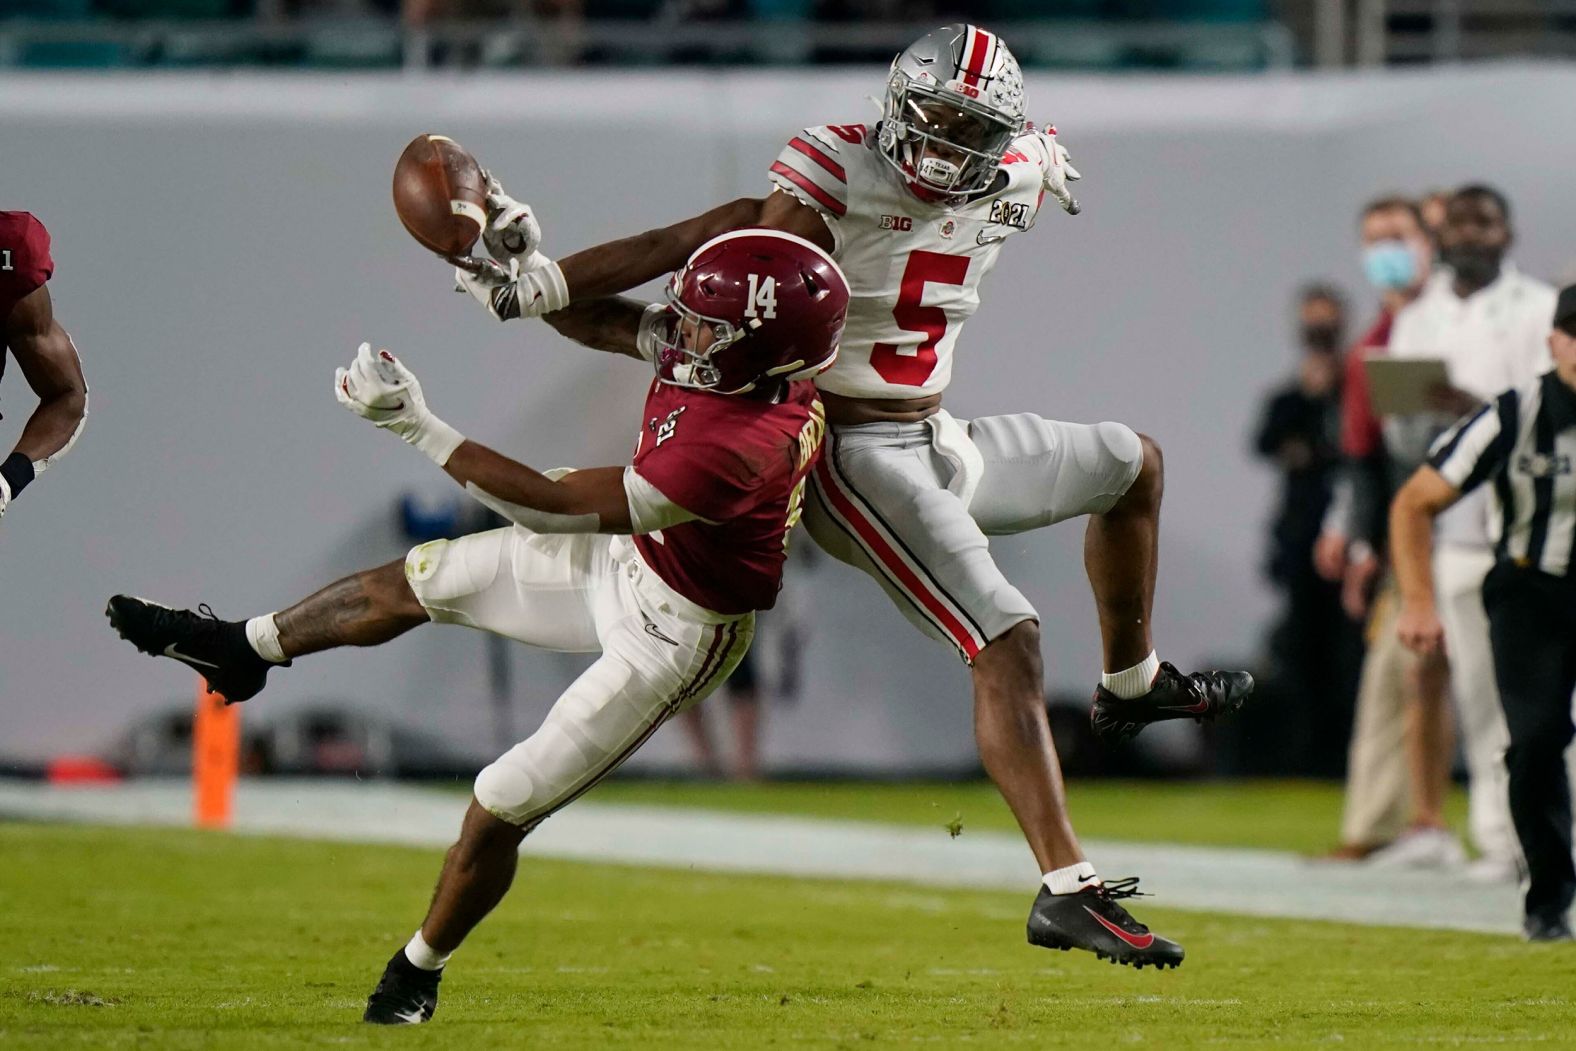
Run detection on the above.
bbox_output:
[473,757,537,827]
[473,660,654,826]
[405,533,504,609]
[1094,421,1144,476]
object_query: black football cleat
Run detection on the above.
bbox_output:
[105,595,280,704]
[1027,878,1184,970]
[363,949,442,1025]
[1523,914,1574,943]
[1090,662,1254,743]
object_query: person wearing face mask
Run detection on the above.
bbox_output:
[1316,196,1459,865]
[1384,184,1557,882]
[1254,285,1363,775]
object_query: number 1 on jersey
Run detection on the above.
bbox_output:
[870,250,970,387]
[1,250,11,272]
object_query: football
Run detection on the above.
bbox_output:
[392,133,488,258]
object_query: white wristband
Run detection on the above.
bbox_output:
[409,415,465,466]
[516,258,570,318]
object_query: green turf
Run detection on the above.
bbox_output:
[581,778,1471,856]
[3,823,1570,1049]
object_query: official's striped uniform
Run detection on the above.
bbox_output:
[1428,368,1576,929]
[1429,370,1576,578]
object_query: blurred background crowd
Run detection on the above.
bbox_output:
[7,0,1576,70]
[1249,182,1571,878]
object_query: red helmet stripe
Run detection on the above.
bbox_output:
[770,160,847,217]
[788,137,847,183]
[961,25,993,87]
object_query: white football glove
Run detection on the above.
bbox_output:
[0,474,10,521]
[453,251,569,323]
[334,342,464,465]
[1023,124,1082,216]
[480,171,543,264]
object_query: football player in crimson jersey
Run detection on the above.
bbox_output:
[457,23,1257,969]
[0,212,89,523]
[105,230,844,1025]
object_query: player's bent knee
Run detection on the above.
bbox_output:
[974,618,1043,680]
[1099,424,1157,513]
[473,759,538,828]
[1134,431,1163,482]
[404,532,506,623]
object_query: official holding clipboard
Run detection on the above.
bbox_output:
[1390,284,1576,941]
[1374,186,1557,879]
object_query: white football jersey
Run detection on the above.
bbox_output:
[768,123,1047,399]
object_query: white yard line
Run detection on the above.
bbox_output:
[0,778,1522,935]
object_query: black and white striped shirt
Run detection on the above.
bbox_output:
[1429,371,1576,578]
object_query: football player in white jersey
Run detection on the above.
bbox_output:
[454,23,1254,970]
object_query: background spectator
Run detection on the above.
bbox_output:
[1253,284,1363,775]
[1318,196,1456,863]
[1384,184,1557,880]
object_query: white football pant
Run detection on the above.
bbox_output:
[405,528,752,829]
[806,410,1143,663]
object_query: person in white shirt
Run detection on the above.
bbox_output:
[1384,184,1556,880]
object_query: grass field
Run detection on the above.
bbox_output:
[4,819,1573,1049]
[585,777,1471,856]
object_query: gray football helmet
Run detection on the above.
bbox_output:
[878,23,1027,199]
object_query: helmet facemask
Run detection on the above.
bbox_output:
[652,281,752,394]
[880,78,1020,198]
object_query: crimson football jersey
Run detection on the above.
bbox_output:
[632,378,826,616]
[1,212,53,319]
[1,212,53,398]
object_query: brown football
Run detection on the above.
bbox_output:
[392,134,487,258]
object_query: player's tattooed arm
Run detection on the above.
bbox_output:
[556,197,767,301]
[541,296,647,360]
[443,444,635,533]
[5,283,88,465]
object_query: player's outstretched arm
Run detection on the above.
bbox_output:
[334,342,704,536]
[455,191,833,327]
[556,197,767,302]
[442,444,633,532]
[2,283,88,515]
[540,296,647,360]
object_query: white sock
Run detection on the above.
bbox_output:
[1102,651,1160,700]
[403,929,451,972]
[244,613,287,664]
[1043,862,1101,896]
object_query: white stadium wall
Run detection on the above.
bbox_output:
[4,64,1576,771]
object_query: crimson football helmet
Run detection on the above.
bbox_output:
[652,229,848,396]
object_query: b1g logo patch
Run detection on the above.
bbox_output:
[988,199,1031,229]
[1517,452,1573,478]
[649,405,687,447]
[879,214,913,232]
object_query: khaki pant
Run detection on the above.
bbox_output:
[1339,579,1415,848]
[1434,544,1520,865]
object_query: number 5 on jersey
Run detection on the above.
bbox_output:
[870,250,970,387]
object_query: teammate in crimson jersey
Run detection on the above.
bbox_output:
[104,230,844,1025]
[456,23,1258,969]
[0,212,89,523]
